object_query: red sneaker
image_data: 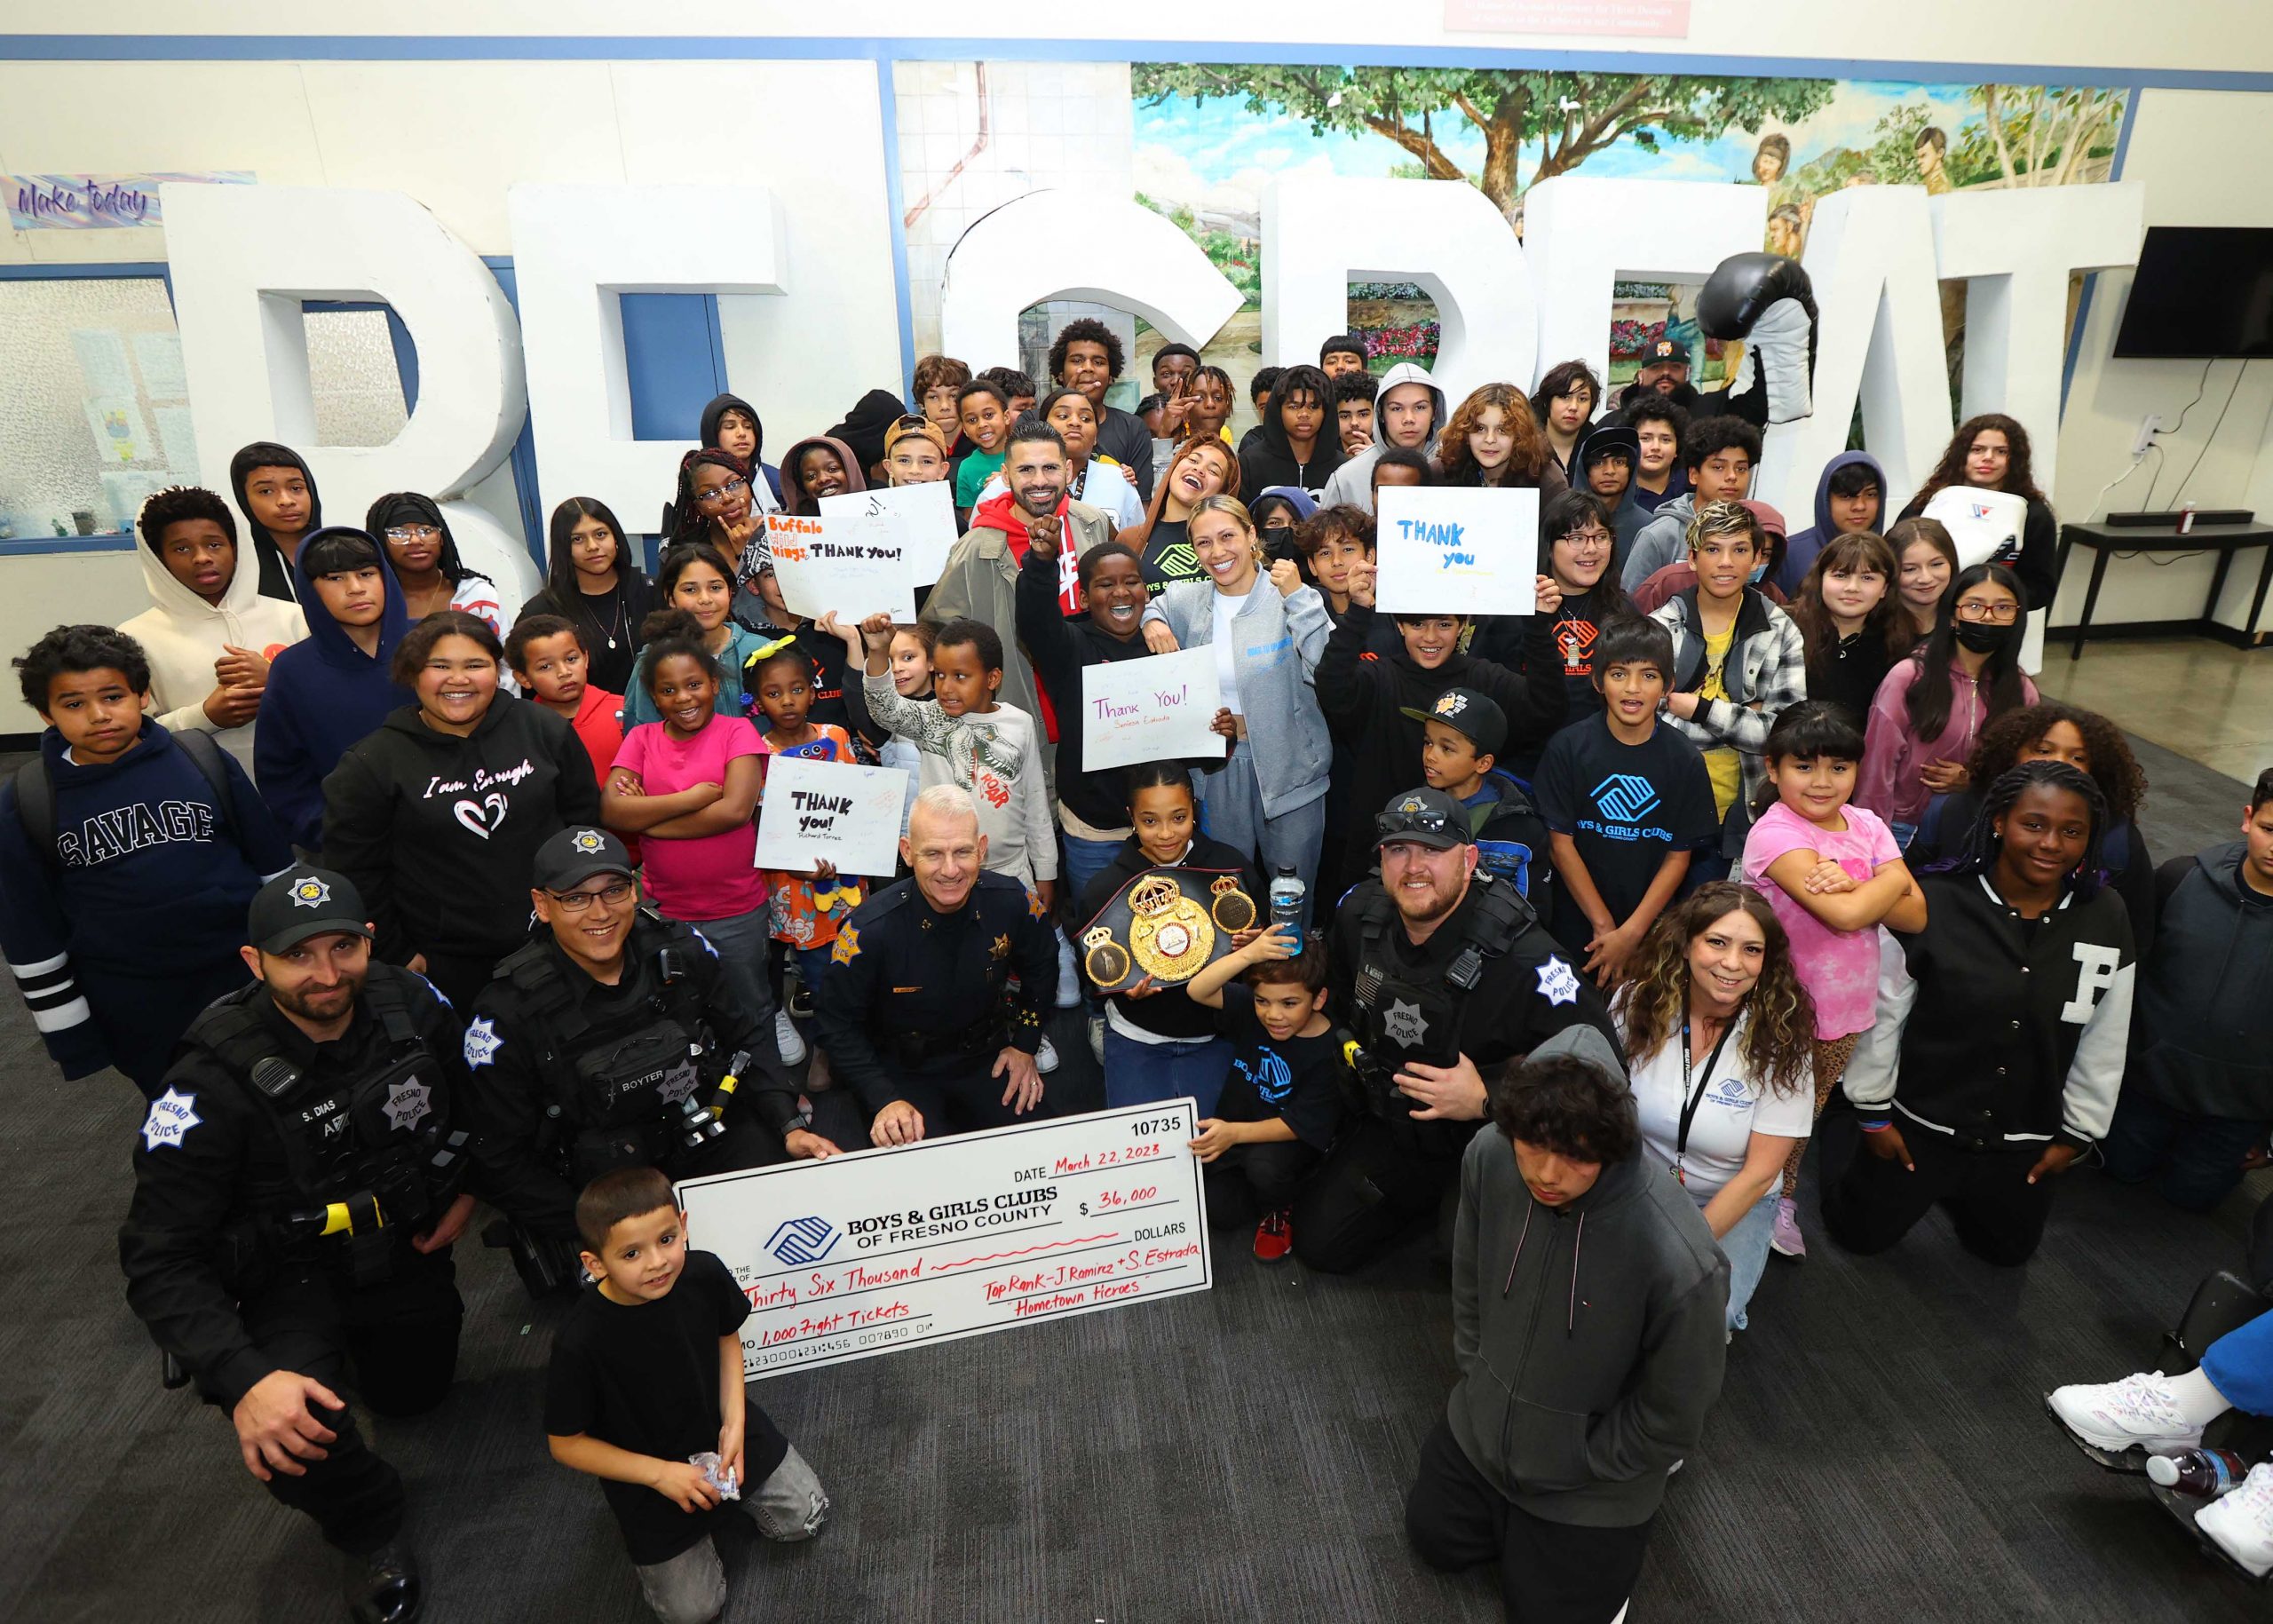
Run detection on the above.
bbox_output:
[1253,1208,1293,1264]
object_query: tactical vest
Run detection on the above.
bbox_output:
[495,918,720,1183]
[1346,873,1532,1123]
[192,974,469,1287]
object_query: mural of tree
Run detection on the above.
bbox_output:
[1968,85,2126,186]
[1132,65,1837,219]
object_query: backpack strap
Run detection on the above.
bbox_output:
[12,758,54,866]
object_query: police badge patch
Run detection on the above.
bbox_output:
[463,1016,503,1069]
[1536,956,1581,1007]
[382,1076,432,1133]
[140,1087,201,1151]
[1382,999,1429,1047]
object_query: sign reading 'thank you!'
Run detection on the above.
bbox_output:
[1374,487,1539,617]
[1081,646,1227,772]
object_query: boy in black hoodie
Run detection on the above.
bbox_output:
[1314,558,1567,883]
[2101,769,2273,1212]
[229,440,321,604]
[1238,364,1345,496]
[699,392,783,511]
[0,624,291,1094]
[1408,1042,1726,1624]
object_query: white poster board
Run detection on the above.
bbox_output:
[751,753,909,878]
[819,479,957,586]
[763,511,917,624]
[1374,486,1539,616]
[678,1100,1212,1377]
[1081,645,1227,771]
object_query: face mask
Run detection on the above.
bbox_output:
[1953,620,2016,654]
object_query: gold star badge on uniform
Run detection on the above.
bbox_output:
[831,925,861,966]
[991,932,1010,960]
[1026,889,1048,918]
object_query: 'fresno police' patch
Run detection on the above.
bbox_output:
[1536,956,1581,1008]
[141,1087,201,1151]
[463,1016,503,1069]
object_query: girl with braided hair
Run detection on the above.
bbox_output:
[1913,699,2157,948]
[1614,882,1820,1332]
[1825,759,2136,1266]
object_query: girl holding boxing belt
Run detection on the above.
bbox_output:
[1823,760,2135,1267]
[1897,414,2059,613]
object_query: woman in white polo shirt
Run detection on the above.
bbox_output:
[1613,881,1819,1333]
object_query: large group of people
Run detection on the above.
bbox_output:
[6,316,2270,1624]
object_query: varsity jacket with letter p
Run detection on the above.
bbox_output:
[1842,871,2134,1147]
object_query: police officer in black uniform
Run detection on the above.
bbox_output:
[1296,787,1620,1273]
[119,867,480,1624]
[461,827,851,1275]
[816,784,1058,1145]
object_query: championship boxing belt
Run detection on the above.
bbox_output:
[1075,867,1257,990]
[1698,251,1819,427]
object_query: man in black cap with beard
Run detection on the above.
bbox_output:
[1294,788,1620,1273]
[119,865,479,1623]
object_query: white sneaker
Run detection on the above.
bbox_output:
[1087,1014,1105,1066]
[2047,1370,2204,1457]
[1036,1036,1060,1073]
[773,1010,808,1067]
[1054,931,1081,1008]
[2198,1462,2273,1578]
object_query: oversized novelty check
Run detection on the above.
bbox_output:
[677,1100,1213,1378]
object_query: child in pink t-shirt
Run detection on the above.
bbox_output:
[600,615,781,1038]
[1740,701,1926,1259]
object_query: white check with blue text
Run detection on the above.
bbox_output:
[677,1101,1213,1377]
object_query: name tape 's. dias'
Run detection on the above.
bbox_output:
[677,1100,1213,1378]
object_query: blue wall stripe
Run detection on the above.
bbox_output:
[875,55,917,393]
[7,36,2273,91]
[0,260,168,279]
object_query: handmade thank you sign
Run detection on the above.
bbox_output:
[679,1101,1213,1377]
[1074,866,1255,991]
[820,479,956,586]
[1375,487,1539,617]
[750,753,907,878]
[1081,645,1226,772]
[764,511,917,623]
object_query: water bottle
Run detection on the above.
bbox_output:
[2146,1446,2249,1499]
[1268,867,1305,953]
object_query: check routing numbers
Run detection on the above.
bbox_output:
[678,1102,1214,1377]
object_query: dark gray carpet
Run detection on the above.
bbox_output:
[1,742,2266,1624]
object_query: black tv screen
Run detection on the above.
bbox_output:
[2112,227,2273,360]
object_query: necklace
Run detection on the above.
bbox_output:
[583,585,625,650]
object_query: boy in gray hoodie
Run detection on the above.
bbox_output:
[1406,1036,1728,1624]
[1318,361,1447,513]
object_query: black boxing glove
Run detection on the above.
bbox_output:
[1699,252,1818,427]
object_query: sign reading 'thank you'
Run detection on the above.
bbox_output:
[1081,646,1227,772]
[750,753,908,878]
[1374,487,1539,617]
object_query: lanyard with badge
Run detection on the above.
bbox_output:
[1674,1019,1737,1188]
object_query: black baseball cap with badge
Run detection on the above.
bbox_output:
[534,826,637,891]
[1649,337,1691,366]
[1399,685,1508,760]
[249,867,373,955]
[1373,787,1474,851]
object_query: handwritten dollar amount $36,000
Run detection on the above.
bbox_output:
[676,1100,1212,1376]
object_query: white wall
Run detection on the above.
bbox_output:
[0,551,153,734]
[2052,88,2273,633]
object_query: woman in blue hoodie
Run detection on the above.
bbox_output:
[252,528,411,851]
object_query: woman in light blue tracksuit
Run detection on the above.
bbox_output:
[1139,495,1332,923]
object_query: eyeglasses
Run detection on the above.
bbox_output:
[548,880,634,912]
[1562,528,1612,550]
[1954,599,2021,623]
[384,525,441,543]
[693,478,751,506]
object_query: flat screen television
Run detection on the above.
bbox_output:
[2111,227,2273,360]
